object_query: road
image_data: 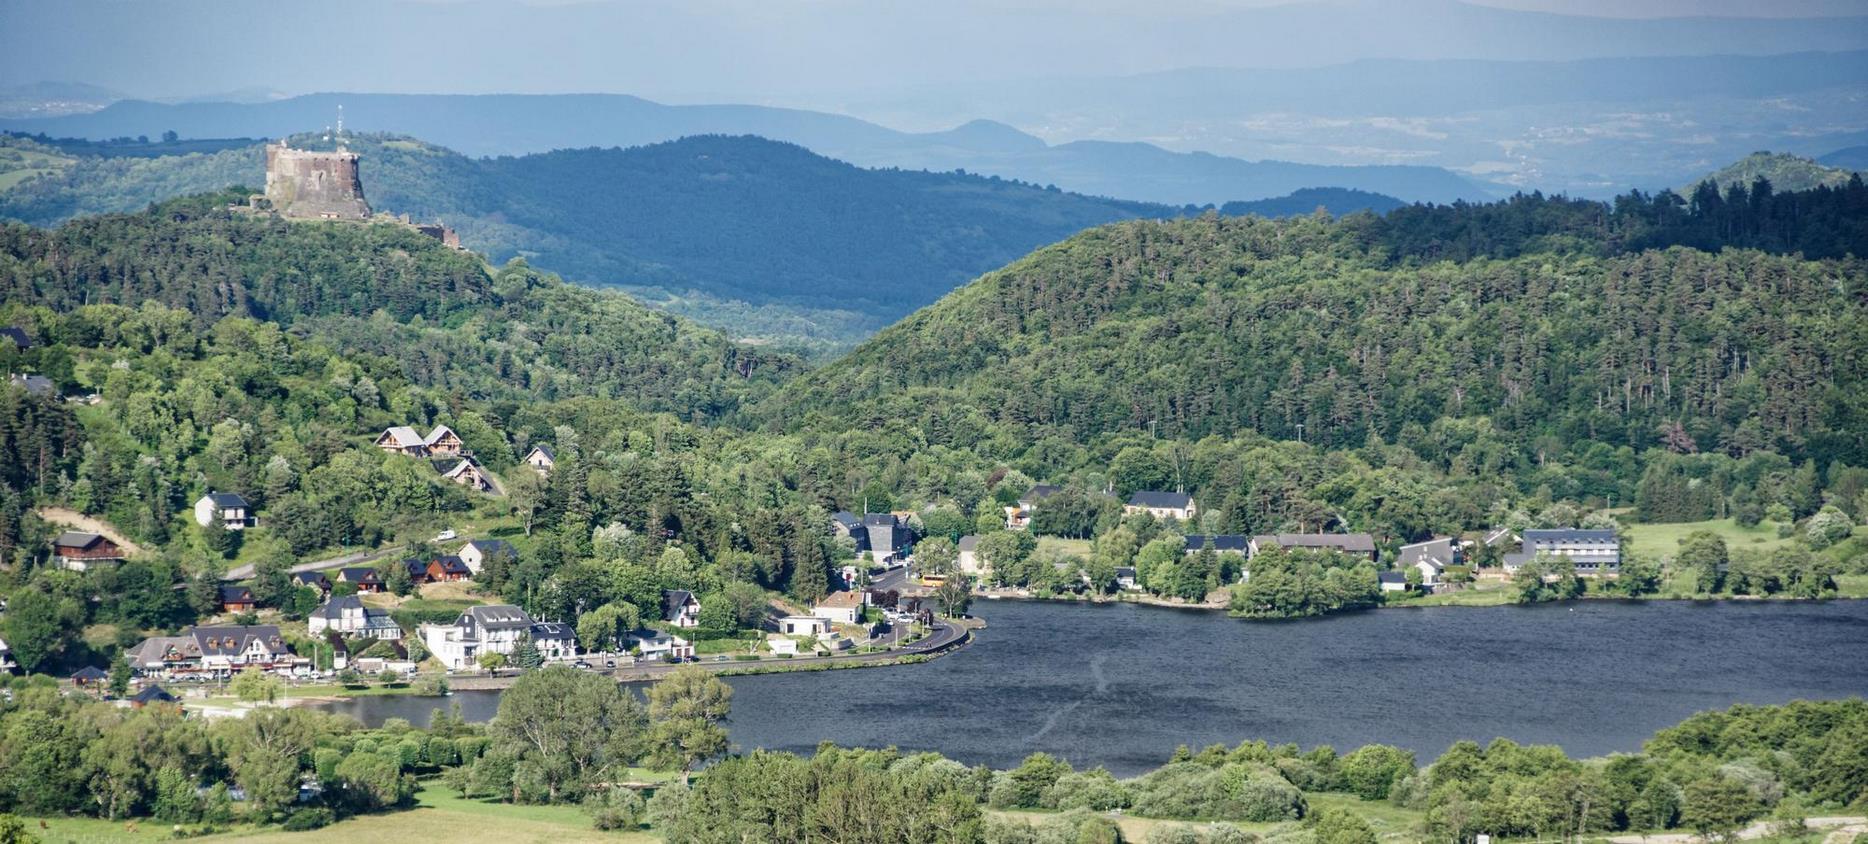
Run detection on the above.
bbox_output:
[1605,816,1865,844]
[223,545,404,581]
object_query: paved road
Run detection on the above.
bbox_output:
[223,545,404,581]
[868,563,918,594]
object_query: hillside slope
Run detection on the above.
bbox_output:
[0,193,796,419]
[1686,151,1861,194]
[0,132,1404,348]
[760,197,1868,468]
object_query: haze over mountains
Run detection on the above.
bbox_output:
[0,94,1487,206]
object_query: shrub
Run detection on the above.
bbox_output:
[1043,768,1131,811]
[584,786,647,830]
[281,807,334,831]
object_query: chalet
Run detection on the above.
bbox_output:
[1398,537,1458,587]
[193,491,255,529]
[423,425,465,456]
[812,590,865,625]
[1247,533,1379,562]
[522,445,556,474]
[217,585,257,613]
[8,373,54,397]
[778,615,834,636]
[458,539,515,574]
[957,535,983,575]
[125,625,297,679]
[420,604,576,670]
[1183,535,1250,555]
[1503,529,1622,577]
[70,665,108,688]
[1114,566,1140,591]
[0,327,31,350]
[129,684,178,708]
[336,567,383,593]
[293,571,333,597]
[52,531,126,571]
[626,627,694,661]
[374,426,427,455]
[1377,571,1411,592]
[1125,491,1197,521]
[441,457,491,491]
[405,555,471,583]
[663,589,701,628]
[307,594,402,639]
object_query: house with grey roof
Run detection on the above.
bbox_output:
[308,594,403,639]
[957,535,983,575]
[127,624,298,679]
[523,444,556,475]
[193,490,255,529]
[0,327,31,350]
[458,539,515,574]
[1398,537,1458,587]
[1503,528,1622,577]
[1183,535,1250,555]
[420,604,577,670]
[374,426,427,455]
[663,589,701,628]
[8,373,54,397]
[1125,491,1197,521]
[1247,533,1378,561]
[52,531,125,571]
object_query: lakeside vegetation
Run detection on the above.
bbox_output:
[2,664,1863,843]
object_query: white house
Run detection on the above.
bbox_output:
[1377,571,1411,592]
[662,589,701,629]
[125,625,298,680]
[766,636,800,656]
[1114,566,1140,591]
[626,628,694,661]
[421,605,576,670]
[307,595,402,639]
[193,491,255,529]
[0,636,15,674]
[1398,537,1457,587]
[811,591,864,625]
[1124,491,1197,521]
[522,445,556,474]
[458,539,515,574]
[778,615,833,636]
[957,535,984,575]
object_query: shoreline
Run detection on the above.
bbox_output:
[976,586,1868,617]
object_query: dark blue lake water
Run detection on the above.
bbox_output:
[318,599,1868,775]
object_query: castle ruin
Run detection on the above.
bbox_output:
[263,141,371,220]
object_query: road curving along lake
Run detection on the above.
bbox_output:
[317,598,1868,775]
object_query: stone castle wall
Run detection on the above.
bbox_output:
[264,142,370,220]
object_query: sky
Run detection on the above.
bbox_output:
[3,0,1865,105]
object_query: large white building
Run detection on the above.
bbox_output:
[421,605,577,670]
[307,595,403,639]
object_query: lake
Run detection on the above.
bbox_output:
[318,598,1868,775]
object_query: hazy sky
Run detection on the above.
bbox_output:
[3,0,1865,104]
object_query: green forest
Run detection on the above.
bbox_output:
[0,161,1866,841]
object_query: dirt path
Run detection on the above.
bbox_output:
[1606,817,1864,844]
[34,507,145,555]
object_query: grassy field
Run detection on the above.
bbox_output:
[1036,536,1094,556]
[1623,518,1791,560]
[25,783,657,844]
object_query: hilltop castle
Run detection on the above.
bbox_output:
[263,141,371,220]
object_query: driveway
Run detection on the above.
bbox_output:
[223,545,404,581]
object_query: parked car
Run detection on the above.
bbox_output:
[574,660,593,669]
[433,529,458,542]
[714,655,729,662]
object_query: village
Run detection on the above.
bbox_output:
[12,413,1626,706]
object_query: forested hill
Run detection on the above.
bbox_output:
[759,184,1868,469]
[0,193,797,419]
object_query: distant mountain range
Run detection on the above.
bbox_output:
[0,93,1489,206]
[0,131,1409,349]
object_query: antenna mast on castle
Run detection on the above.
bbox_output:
[335,104,346,150]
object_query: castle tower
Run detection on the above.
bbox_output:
[263,140,371,220]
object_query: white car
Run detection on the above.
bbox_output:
[433,529,458,542]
